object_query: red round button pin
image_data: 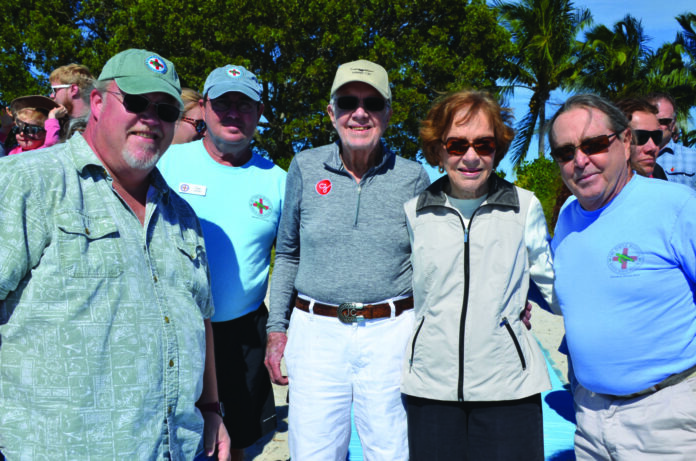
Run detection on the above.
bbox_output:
[316,179,332,195]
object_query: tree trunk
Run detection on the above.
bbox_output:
[537,98,546,158]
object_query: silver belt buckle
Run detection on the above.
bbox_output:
[338,303,364,324]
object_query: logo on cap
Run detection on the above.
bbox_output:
[147,56,167,74]
[315,179,332,196]
[228,68,242,78]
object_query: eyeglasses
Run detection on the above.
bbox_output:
[15,120,46,138]
[633,129,663,146]
[107,91,181,123]
[49,84,72,97]
[181,117,206,135]
[550,132,619,163]
[442,137,497,156]
[657,118,674,126]
[208,98,256,114]
[335,96,387,112]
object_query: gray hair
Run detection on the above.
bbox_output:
[547,94,630,148]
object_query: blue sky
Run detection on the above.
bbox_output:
[493,0,695,179]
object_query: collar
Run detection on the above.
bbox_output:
[415,172,519,212]
[323,139,395,177]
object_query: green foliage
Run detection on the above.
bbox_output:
[513,156,563,228]
[494,0,592,168]
[0,0,512,163]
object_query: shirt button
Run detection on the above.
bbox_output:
[153,275,158,283]
[168,406,172,414]
[84,227,90,235]
[164,316,170,323]
[169,359,174,367]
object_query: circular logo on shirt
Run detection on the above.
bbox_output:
[606,242,644,275]
[315,179,332,196]
[179,183,190,193]
[146,56,168,74]
[249,194,273,219]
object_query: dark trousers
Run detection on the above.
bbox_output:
[405,393,544,461]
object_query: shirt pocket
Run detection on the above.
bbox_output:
[172,229,209,306]
[55,211,123,278]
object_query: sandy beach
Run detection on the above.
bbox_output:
[243,305,568,461]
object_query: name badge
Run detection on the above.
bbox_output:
[178,183,207,196]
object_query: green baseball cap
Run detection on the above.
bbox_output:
[330,59,391,100]
[98,49,183,109]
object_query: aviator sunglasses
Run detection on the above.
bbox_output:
[181,117,207,135]
[107,91,181,123]
[633,129,662,146]
[550,132,619,163]
[442,137,497,156]
[336,95,387,112]
[14,120,46,138]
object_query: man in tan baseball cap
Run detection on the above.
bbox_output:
[265,59,430,460]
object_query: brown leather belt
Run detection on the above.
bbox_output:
[295,296,414,324]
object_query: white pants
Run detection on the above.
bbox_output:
[285,302,414,461]
[574,376,696,460]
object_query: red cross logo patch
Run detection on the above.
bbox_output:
[315,179,332,196]
[607,242,644,274]
[228,68,242,78]
[249,195,273,219]
[146,56,167,74]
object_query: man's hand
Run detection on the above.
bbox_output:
[202,411,231,461]
[264,332,288,385]
[520,301,533,330]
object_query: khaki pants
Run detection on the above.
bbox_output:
[574,376,696,460]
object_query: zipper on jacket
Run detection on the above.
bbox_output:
[409,317,426,372]
[458,223,471,402]
[354,183,362,227]
[500,316,527,370]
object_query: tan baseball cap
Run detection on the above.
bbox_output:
[330,60,391,100]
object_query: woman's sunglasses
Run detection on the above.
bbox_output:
[107,91,181,123]
[442,137,497,156]
[550,132,619,163]
[181,117,206,135]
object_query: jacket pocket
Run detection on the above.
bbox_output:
[500,316,527,370]
[55,211,123,278]
[409,316,426,372]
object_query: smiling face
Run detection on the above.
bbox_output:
[327,82,391,157]
[89,81,176,173]
[552,107,632,211]
[439,107,495,199]
[629,110,661,177]
[14,111,47,151]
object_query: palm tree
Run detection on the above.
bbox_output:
[572,15,653,100]
[494,0,592,168]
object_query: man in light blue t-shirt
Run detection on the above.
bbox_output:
[159,65,286,461]
[549,94,696,460]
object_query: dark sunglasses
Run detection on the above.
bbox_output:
[633,129,663,146]
[15,121,46,138]
[442,137,497,156]
[550,132,619,163]
[657,118,674,126]
[181,117,206,135]
[208,98,256,114]
[107,91,181,123]
[336,95,386,112]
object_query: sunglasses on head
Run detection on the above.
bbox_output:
[107,91,181,123]
[550,132,619,163]
[335,95,387,112]
[633,129,662,146]
[657,118,674,126]
[181,117,206,135]
[209,98,256,114]
[49,84,71,97]
[442,137,497,156]
[15,121,46,138]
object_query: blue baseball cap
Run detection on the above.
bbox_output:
[203,65,262,101]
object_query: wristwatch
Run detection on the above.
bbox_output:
[196,401,225,418]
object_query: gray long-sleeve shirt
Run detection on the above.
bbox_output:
[267,141,430,332]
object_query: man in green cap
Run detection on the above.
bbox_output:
[0,49,230,460]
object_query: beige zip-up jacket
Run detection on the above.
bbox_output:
[402,174,560,402]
